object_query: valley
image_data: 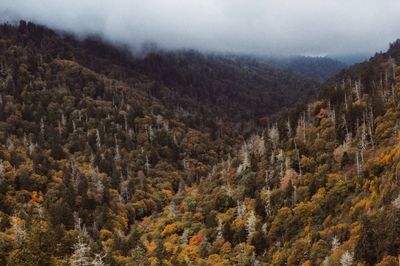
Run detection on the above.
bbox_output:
[0,21,399,266]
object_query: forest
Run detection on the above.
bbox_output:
[258,56,347,83]
[0,21,400,266]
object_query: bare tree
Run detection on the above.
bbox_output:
[268,124,280,149]
[70,237,91,266]
[246,211,257,241]
[91,253,106,266]
[340,251,354,266]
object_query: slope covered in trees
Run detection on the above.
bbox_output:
[0,21,319,265]
[1,20,400,266]
[138,40,400,265]
[286,56,347,82]
[133,53,319,121]
[260,56,348,82]
[0,21,319,123]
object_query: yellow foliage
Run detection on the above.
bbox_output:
[146,241,157,254]
[179,243,199,264]
[102,238,114,252]
[231,218,246,234]
[162,223,178,237]
[326,173,341,188]
[271,250,287,266]
[349,199,370,217]
[206,254,222,265]
[148,257,158,266]
[300,155,316,172]
[376,256,399,266]
[311,188,326,203]
[194,212,203,221]
[164,234,179,254]
[293,201,321,225]
[161,189,173,200]
[220,241,232,254]
[347,222,361,247]
[99,229,112,240]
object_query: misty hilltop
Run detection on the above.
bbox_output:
[2,0,400,56]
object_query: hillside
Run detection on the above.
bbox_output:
[2,20,400,266]
[286,56,347,82]
[0,21,318,123]
[138,40,400,265]
[133,52,318,121]
[0,21,319,265]
[259,56,347,82]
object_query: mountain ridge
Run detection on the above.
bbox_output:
[257,55,348,82]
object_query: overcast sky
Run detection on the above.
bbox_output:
[1,0,400,56]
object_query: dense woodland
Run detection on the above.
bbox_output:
[0,21,400,266]
[258,56,347,83]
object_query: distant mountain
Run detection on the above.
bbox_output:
[0,21,318,123]
[133,52,319,121]
[286,56,347,82]
[330,53,371,66]
[258,56,348,82]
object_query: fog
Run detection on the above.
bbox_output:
[1,0,400,56]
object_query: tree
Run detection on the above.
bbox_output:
[130,246,149,266]
[245,211,257,242]
[268,124,280,149]
[8,214,54,266]
[91,253,106,266]
[339,251,354,266]
[70,237,92,266]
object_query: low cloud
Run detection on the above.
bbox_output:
[1,0,400,56]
